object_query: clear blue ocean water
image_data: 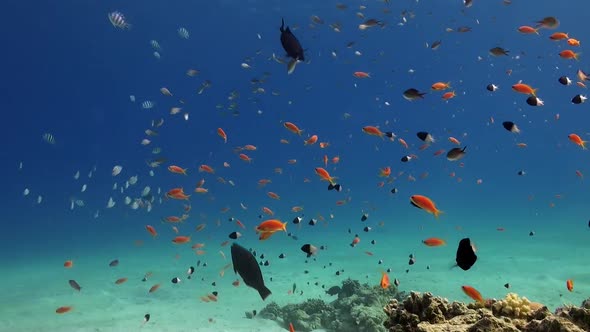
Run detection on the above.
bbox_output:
[2,1,590,331]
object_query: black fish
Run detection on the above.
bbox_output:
[231,243,272,300]
[326,285,341,295]
[502,121,520,133]
[526,96,544,106]
[558,76,571,86]
[455,238,477,270]
[446,146,467,161]
[572,94,587,104]
[328,183,342,191]
[68,279,81,291]
[109,259,119,267]
[280,19,304,74]
[403,88,426,101]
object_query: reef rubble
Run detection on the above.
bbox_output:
[259,278,403,332]
[259,279,590,332]
[384,291,590,332]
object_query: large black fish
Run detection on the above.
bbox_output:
[231,243,272,300]
[455,238,477,270]
[280,19,304,74]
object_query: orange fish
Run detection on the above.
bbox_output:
[255,219,287,233]
[319,142,330,148]
[284,122,303,135]
[146,225,158,237]
[398,138,408,148]
[217,128,227,143]
[461,285,484,304]
[323,155,328,167]
[567,38,581,47]
[168,165,187,175]
[115,277,128,285]
[566,279,574,292]
[362,126,384,139]
[353,71,371,78]
[172,236,191,244]
[163,216,182,223]
[304,135,318,146]
[442,91,456,100]
[243,144,257,151]
[315,167,337,185]
[262,207,274,216]
[56,306,73,314]
[568,133,587,149]
[559,50,580,60]
[380,272,390,289]
[379,167,391,178]
[198,164,215,174]
[512,82,537,96]
[289,322,295,332]
[410,195,443,218]
[239,153,253,162]
[549,32,568,40]
[431,81,451,90]
[422,237,446,246]
[517,25,539,34]
[64,260,73,268]
[149,284,161,293]
[267,192,280,200]
[194,187,208,194]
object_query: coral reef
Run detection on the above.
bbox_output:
[259,278,402,332]
[384,291,590,332]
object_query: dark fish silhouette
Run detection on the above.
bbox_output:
[68,279,81,291]
[280,19,304,74]
[446,146,467,161]
[231,243,272,300]
[455,238,477,270]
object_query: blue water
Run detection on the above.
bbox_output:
[2,0,590,331]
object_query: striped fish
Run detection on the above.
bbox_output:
[178,27,190,39]
[42,133,56,144]
[108,11,131,29]
[141,101,154,109]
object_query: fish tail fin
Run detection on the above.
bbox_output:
[280,18,285,32]
[434,210,444,219]
[532,88,538,97]
[259,286,272,300]
[287,59,298,75]
[282,222,288,232]
[575,52,581,61]
[583,141,588,149]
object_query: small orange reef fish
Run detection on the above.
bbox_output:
[559,50,580,60]
[362,126,384,139]
[431,81,451,90]
[442,91,456,100]
[512,82,537,96]
[284,122,303,135]
[549,32,569,40]
[56,306,73,314]
[353,71,371,78]
[146,225,158,237]
[566,279,574,292]
[462,285,484,304]
[168,165,187,175]
[315,167,337,185]
[255,219,287,233]
[380,272,390,289]
[217,128,227,143]
[198,164,215,174]
[517,25,539,34]
[422,237,446,246]
[115,277,128,285]
[64,260,73,268]
[289,322,296,332]
[410,195,443,218]
[568,133,587,149]
[172,235,191,244]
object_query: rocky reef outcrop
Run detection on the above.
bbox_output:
[384,291,590,332]
[260,278,403,332]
